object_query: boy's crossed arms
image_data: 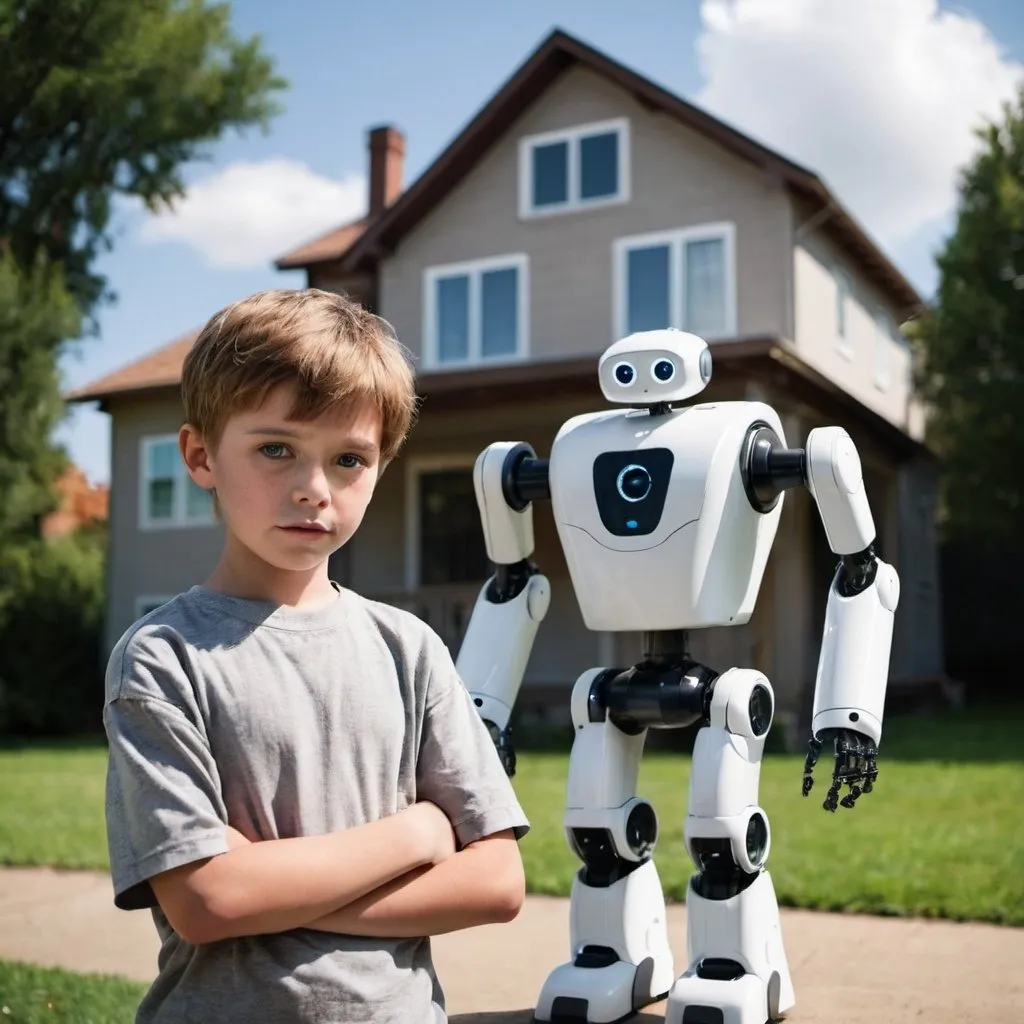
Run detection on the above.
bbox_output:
[150,802,524,946]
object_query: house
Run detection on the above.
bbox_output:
[68,28,945,744]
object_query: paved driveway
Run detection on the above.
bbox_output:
[1,867,1021,1023]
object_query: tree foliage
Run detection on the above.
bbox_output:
[0,528,107,736]
[0,253,80,538]
[0,0,286,541]
[0,0,286,313]
[912,87,1024,547]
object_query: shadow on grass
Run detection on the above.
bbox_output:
[0,734,106,753]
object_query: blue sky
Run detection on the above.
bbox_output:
[59,0,1024,485]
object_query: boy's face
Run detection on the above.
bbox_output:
[182,384,384,575]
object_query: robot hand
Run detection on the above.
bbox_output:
[801,727,879,810]
[799,428,900,812]
[484,719,519,777]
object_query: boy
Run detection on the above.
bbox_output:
[103,288,530,1024]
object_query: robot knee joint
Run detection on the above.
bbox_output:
[567,798,659,878]
[686,806,771,879]
[708,668,774,739]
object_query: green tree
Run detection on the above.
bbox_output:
[0,0,286,539]
[0,253,80,536]
[913,87,1024,547]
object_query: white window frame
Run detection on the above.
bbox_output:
[612,222,737,342]
[874,312,893,391]
[138,434,217,531]
[422,253,529,371]
[135,595,173,619]
[518,117,631,219]
[403,454,480,591]
[834,267,853,360]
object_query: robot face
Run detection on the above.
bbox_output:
[598,329,712,406]
[593,448,674,537]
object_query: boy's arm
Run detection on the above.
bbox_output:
[295,627,533,939]
[104,651,457,947]
[149,800,456,945]
[296,830,524,938]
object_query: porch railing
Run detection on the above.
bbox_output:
[364,583,482,657]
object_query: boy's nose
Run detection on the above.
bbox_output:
[293,468,331,508]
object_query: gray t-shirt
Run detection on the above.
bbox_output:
[103,583,530,1024]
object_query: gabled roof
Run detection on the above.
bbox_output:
[281,27,922,318]
[275,216,369,271]
[66,329,198,404]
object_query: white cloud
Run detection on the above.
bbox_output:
[695,0,1023,245]
[136,159,367,267]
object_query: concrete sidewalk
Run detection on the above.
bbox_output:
[1,866,1021,1023]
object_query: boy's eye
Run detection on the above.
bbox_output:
[338,454,364,469]
[259,443,289,459]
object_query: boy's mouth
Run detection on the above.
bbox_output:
[279,522,332,535]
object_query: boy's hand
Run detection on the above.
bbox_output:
[406,801,457,864]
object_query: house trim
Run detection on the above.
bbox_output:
[403,453,480,590]
[421,253,530,371]
[517,116,631,219]
[611,222,737,342]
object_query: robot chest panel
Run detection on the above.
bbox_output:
[549,402,777,548]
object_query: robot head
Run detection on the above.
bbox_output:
[598,329,713,407]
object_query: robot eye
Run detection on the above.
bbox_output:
[613,362,636,386]
[699,348,713,382]
[652,358,675,383]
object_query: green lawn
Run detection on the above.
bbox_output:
[2,705,1023,925]
[0,960,146,1023]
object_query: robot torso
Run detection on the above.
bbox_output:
[547,400,786,633]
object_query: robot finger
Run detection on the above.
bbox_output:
[862,749,879,794]
[801,735,822,797]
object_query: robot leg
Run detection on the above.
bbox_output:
[534,669,675,1024]
[665,668,795,1024]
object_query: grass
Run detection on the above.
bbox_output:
[0,960,146,1023]
[1,705,1023,926]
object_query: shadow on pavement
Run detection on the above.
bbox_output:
[451,1014,664,1023]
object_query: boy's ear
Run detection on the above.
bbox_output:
[179,424,215,490]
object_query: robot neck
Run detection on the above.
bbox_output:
[641,629,690,666]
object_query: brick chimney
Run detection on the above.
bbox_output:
[368,125,405,216]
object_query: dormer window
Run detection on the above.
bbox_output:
[518,118,630,218]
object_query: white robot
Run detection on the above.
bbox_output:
[454,329,900,1024]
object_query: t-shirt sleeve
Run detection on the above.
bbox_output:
[415,630,530,848]
[103,626,230,911]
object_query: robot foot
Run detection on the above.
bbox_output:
[533,946,674,1024]
[664,962,782,1024]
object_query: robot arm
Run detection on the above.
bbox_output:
[746,426,900,811]
[455,442,551,776]
[802,427,900,810]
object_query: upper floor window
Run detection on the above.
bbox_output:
[613,223,736,341]
[834,267,852,357]
[140,435,215,530]
[874,312,893,391]
[518,118,630,219]
[423,254,528,370]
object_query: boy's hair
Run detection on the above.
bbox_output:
[181,288,418,464]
